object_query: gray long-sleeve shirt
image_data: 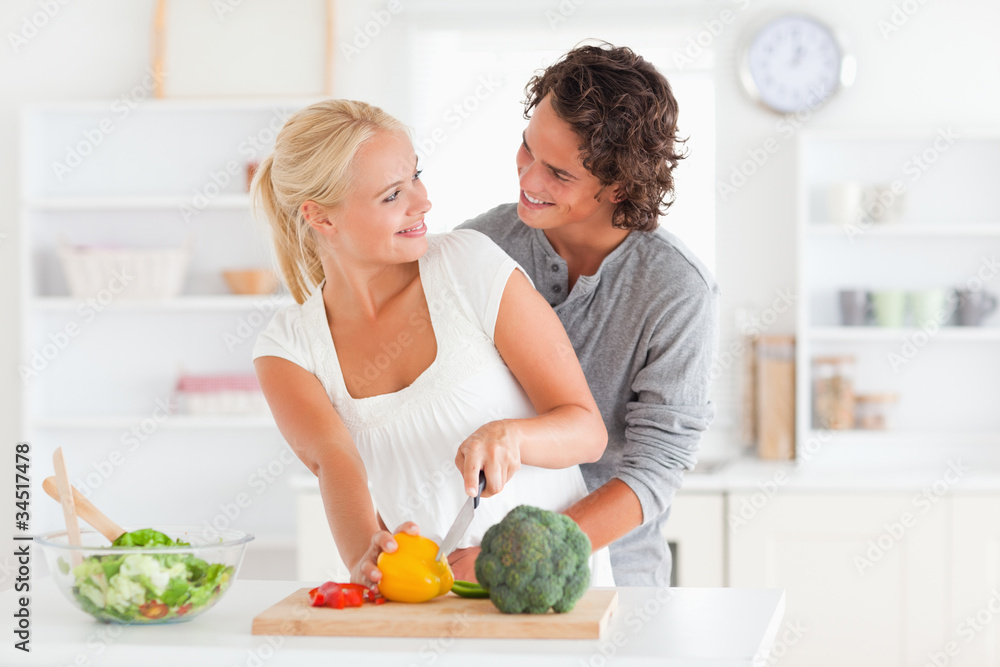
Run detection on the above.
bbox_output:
[458,204,719,586]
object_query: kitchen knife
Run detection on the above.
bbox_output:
[436,470,487,562]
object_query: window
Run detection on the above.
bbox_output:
[404,21,716,272]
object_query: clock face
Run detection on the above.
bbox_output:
[742,15,847,114]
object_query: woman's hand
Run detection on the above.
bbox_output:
[455,420,521,498]
[448,546,481,583]
[350,521,420,587]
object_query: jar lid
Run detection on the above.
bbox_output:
[854,393,899,403]
[812,355,856,364]
[758,335,796,344]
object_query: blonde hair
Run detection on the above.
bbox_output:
[252,99,407,303]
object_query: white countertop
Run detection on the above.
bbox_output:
[3,578,785,667]
[682,454,1000,493]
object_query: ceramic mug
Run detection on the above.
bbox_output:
[827,183,865,226]
[871,290,907,327]
[955,289,999,326]
[839,290,872,326]
[859,185,905,224]
[908,289,951,327]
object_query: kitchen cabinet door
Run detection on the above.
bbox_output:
[950,496,1000,667]
[661,492,725,587]
[296,490,350,582]
[728,492,949,667]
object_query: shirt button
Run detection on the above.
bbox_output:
[552,285,562,293]
[550,264,559,272]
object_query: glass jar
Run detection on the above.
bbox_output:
[854,393,899,430]
[812,356,856,429]
[755,336,796,460]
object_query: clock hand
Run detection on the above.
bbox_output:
[791,44,804,67]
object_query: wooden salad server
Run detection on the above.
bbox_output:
[43,476,126,544]
[51,448,84,566]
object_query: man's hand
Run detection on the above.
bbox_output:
[448,546,481,583]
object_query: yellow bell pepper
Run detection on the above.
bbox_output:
[376,533,455,603]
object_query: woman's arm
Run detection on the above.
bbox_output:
[254,356,413,585]
[455,269,608,497]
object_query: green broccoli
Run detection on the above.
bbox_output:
[474,505,592,614]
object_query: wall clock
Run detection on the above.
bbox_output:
[739,14,856,114]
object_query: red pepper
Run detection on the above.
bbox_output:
[308,582,383,609]
[328,587,346,609]
[343,587,363,607]
[308,581,344,607]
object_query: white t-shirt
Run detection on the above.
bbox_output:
[253,230,614,586]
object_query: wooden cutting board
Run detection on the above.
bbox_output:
[251,588,618,639]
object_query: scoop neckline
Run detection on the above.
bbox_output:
[314,252,441,402]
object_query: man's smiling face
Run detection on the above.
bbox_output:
[515,94,619,231]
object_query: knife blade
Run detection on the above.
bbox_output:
[436,470,486,562]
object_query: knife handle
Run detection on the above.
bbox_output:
[473,470,486,509]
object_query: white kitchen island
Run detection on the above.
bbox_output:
[2,578,784,667]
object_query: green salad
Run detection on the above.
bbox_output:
[63,528,234,623]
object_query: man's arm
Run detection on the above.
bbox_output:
[450,477,643,581]
[570,283,720,549]
[563,478,642,550]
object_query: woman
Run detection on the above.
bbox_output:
[251,99,613,587]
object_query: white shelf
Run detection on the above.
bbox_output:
[25,194,252,210]
[809,326,1000,341]
[20,103,306,580]
[31,415,278,430]
[796,129,1000,459]
[32,295,292,311]
[807,223,1000,237]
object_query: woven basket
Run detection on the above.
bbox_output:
[58,241,192,299]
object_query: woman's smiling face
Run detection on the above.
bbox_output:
[515,94,618,231]
[318,130,432,267]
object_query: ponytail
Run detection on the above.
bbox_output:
[252,156,324,304]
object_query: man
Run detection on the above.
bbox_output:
[454,43,718,586]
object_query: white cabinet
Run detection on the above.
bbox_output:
[295,485,351,582]
[728,492,949,667]
[950,496,1000,667]
[19,100,317,557]
[795,130,1000,456]
[662,492,725,587]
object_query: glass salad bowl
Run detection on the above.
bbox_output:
[36,525,253,624]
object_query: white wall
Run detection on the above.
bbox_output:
[2,0,999,569]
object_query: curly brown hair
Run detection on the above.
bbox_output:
[524,43,686,232]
